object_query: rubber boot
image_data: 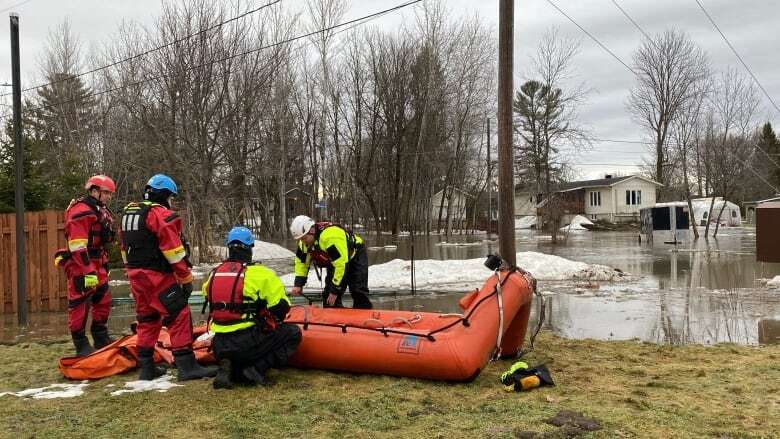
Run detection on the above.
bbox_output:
[212,359,234,390]
[173,350,218,381]
[91,322,115,350]
[71,331,96,357]
[242,365,275,387]
[137,347,166,381]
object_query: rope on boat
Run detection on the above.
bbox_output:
[520,272,545,357]
[494,270,505,359]
[285,270,520,344]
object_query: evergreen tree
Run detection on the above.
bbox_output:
[29,73,96,208]
[0,120,50,212]
[757,122,780,192]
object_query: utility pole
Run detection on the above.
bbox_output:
[10,13,27,325]
[486,118,492,236]
[497,0,516,266]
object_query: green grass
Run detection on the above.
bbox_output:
[1,333,779,438]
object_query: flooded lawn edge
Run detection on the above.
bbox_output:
[1,332,779,438]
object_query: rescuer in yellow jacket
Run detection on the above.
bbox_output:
[202,226,301,389]
[288,215,373,309]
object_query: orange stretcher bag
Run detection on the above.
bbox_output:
[58,326,214,380]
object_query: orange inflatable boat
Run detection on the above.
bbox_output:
[286,268,535,381]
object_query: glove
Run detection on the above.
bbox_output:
[181,282,193,298]
[74,273,99,293]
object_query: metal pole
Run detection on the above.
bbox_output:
[497,0,516,266]
[10,13,27,326]
[486,118,491,236]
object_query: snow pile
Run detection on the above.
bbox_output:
[515,216,537,229]
[435,241,482,247]
[766,276,780,288]
[110,374,181,396]
[280,251,625,289]
[560,215,593,232]
[209,240,294,260]
[0,382,88,399]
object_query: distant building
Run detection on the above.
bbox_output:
[744,195,780,224]
[430,187,472,221]
[537,174,662,223]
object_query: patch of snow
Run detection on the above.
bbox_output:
[208,240,294,261]
[108,279,130,286]
[383,245,397,251]
[280,251,625,289]
[0,382,88,399]
[767,276,780,288]
[435,241,482,247]
[515,216,537,229]
[110,374,181,396]
[560,215,593,232]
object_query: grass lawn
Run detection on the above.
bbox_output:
[1,332,779,438]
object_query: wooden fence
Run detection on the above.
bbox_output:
[0,210,68,314]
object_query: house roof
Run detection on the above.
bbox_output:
[557,175,662,192]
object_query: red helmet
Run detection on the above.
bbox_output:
[84,175,116,193]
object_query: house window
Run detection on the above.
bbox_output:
[589,191,601,207]
[731,210,737,218]
[625,190,642,206]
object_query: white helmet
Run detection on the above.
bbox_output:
[289,215,315,240]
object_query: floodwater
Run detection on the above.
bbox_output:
[4,227,780,346]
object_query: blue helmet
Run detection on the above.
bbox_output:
[146,174,178,195]
[226,226,255,247]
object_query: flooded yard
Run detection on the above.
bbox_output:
[4,227,780,346]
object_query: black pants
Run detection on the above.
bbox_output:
[212,323,302,375]
[323,245,373,309]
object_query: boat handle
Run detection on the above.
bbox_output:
[391,317,414,329]
[362,318,386,328]
[437,313,465,319]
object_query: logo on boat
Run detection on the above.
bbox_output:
[397,335,421,355]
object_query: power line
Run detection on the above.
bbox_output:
[0,0,33,14]
[27,0,424,114]
[544,0,635,75]
[0,0,283,98]
[609,0,652,42]
[547,0,780,183]
[693,0,780,116]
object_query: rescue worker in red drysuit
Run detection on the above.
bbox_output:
[58,175,117,357]
[119,174,217,381]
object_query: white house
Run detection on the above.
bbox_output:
[514,190,537,218]
[430,187,471,221]
[559,174,662,223]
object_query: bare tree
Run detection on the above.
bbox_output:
[671,78,709,239]
[628,29,710,197]
[514,27,588,242]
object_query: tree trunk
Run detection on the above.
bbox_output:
[703,196,716,238]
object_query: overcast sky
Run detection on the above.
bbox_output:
[1,0,778,179]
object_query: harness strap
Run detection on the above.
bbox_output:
[493,271,505,359]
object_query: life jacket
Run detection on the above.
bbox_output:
[205,261,277,331]
[66,196,115,259]
[120,202,171,272]
[309,222,357,268]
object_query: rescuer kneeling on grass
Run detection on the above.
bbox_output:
[203,226,302,389]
